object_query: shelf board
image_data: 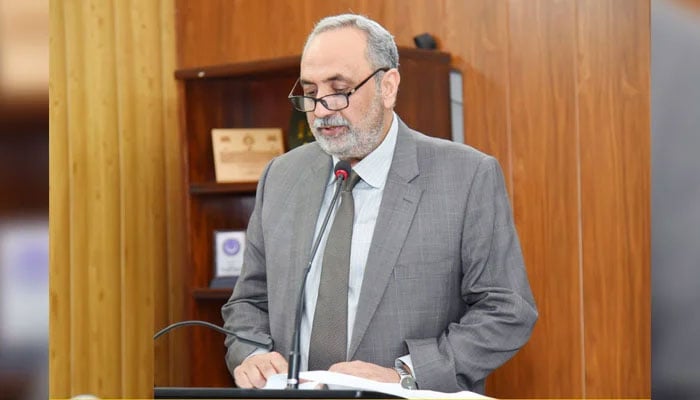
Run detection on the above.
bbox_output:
[190,182,258,194]
[175,55,300,80]
[193,287,233,300]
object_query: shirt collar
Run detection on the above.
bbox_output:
[328,112,399,189]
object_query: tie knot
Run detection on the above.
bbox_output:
[342,170,361,192]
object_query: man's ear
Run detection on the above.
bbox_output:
[381,69,400,108]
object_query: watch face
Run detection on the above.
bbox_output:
[400,375,417,390]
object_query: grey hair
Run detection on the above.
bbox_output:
[303,14,399,71]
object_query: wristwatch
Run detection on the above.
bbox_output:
[394,359,418,390]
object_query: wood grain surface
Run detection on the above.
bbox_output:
[49,0,178,397]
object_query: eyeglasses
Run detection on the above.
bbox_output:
[288,68,390,112]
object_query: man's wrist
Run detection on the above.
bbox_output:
[394,359,418,390]
[245,347,269,360]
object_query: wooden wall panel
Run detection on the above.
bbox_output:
[577,0,651,397]
[176,0,306,67]
[49,0,178,397]
[488,1,584,398]
[443,0,511,192]
[158,0,190,388]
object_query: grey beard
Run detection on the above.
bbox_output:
[311,102,385,160]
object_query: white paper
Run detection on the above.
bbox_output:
[263,370,491,399]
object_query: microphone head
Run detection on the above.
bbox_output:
[334,160,351,181]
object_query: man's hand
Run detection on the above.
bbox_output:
[328,360,400,383]
[233,352,288,388]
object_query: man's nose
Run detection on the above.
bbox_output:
[313,100,335,119]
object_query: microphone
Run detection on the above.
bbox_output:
[154,320,273,350]
[286,160,351,389]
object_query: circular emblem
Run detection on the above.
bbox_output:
[222,238,241,256]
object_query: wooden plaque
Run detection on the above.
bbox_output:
[212,128,284,182]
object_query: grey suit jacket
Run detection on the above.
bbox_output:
[222,118,537,393]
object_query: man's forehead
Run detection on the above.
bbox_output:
[300,28,369,82]
[299,71,352,86]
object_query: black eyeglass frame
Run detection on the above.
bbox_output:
[287,67,390,112]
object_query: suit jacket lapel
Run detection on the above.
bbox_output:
[349,120,423,359]
[282,146,332,352]
[291,148,332,272]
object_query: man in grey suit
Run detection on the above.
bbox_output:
[222,14,537,394]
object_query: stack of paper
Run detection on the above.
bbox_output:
[264,371,491,399]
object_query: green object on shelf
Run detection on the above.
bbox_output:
[287,108,315,151]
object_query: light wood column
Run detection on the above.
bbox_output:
[49,0,180,397]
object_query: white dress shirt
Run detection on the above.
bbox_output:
[299,113,399,371]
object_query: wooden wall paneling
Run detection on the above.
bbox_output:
[577,0,651,397]
[159,0,189,387]
[48,0,70,396]
[174,0,223,67]
[370,0,446,47]
[176,0,309,68]
[489,1,584,398]
[245,0,307,62]
[443,0,511,191]
[301,0,358,30]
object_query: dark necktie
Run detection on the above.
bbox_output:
[308,170,361,371]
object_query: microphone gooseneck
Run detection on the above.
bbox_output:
[153,320,273,350]
[286,160,352,389]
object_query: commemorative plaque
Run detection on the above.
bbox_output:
[211,128,284,183]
